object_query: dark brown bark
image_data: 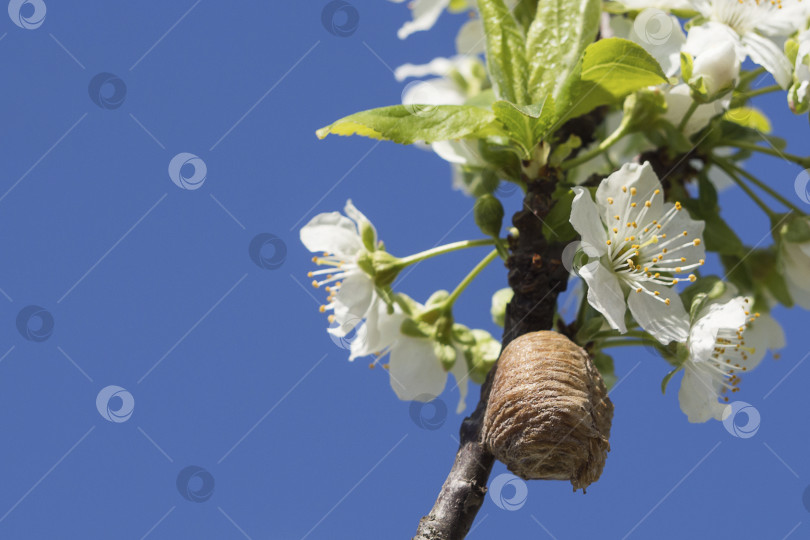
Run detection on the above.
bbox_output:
[413,168,571,540]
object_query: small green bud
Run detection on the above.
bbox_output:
[474,194,504,238]
[434,341,457,370]
[452,323,475,346]
[490,287,513,327]
[400,318,431,338]
[426,290,451,307]
[467,329,500,383]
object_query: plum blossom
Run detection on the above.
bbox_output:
[678,296,785,422]
[349,298,472,413]
[684,0,807,88]
[300,200,380,338]
[569,162,706,343]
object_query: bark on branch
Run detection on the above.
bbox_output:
[412,95,608,538]
[412,169,572,539]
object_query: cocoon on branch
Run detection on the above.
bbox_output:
[481,331,613,491]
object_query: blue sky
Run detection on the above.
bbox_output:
[0,1,808,538]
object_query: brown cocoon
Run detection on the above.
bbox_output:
[481,331,613,491]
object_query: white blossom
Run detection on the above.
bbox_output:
[684,0,807,88]
[389,0,452,40]
[300,200,378,337]
[691,40,740,95]
[349,298,471,413]
[569,162,706,343]
[663,84,728,136]
[678,296,785,422]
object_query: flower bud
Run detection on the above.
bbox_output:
[474,194,504,238]
[690,41,740,98]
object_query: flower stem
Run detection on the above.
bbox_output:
[720,157,807,215]
[741,84,782,99]
[737,67,767,87]
[725,140,810,167]
[678,101,700,132]
[592,329,652,341]
[711,157,778,219]
[445,249,499,308]
[398,238,495,266]
[600,338,659,349]
[560,124,628,171]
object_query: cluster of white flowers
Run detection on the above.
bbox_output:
[301,201,500,413]
[569,162,784,422]
[306,0,808,425]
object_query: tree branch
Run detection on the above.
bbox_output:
[413,167,571,539]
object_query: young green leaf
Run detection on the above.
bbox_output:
[580,38,667,98]
[316,105,497,144]
[526,0,601,102]
[492,98,556,158]
[476,0,530,105]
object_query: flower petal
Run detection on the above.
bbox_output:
[570,188,608,257]
[596,162,663,228]
[685,23,744,63]
[395,0,451,40]
[627,285,690,344]
[456,19,485,55]
[331,271,375,328]
[388,336,448,401]
[348,298,405,360]
[579,262,628,333]
[678,364,726,423]
[344,199,377,247]
[300,212,363,258]
[738,312,785,370]
[742,32,793,89]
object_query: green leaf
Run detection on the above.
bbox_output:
[542,189,577,242]
[576,316,605,343]
[476,0,530,105]
[526,0,601,102]
[316,105,497,144]
[580,38,667,98]
[697,171,718,214]
[458,166,501,197]
[749,250,794,307]
[723,107,772,133]
[780,214,810,243]
[592,352,617,389]
[702,212,745,256]
[555,61,619,122]
[681,276,726,320]
[512,0,538,32]
[721,254,754,293]
[492,98,557,158]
